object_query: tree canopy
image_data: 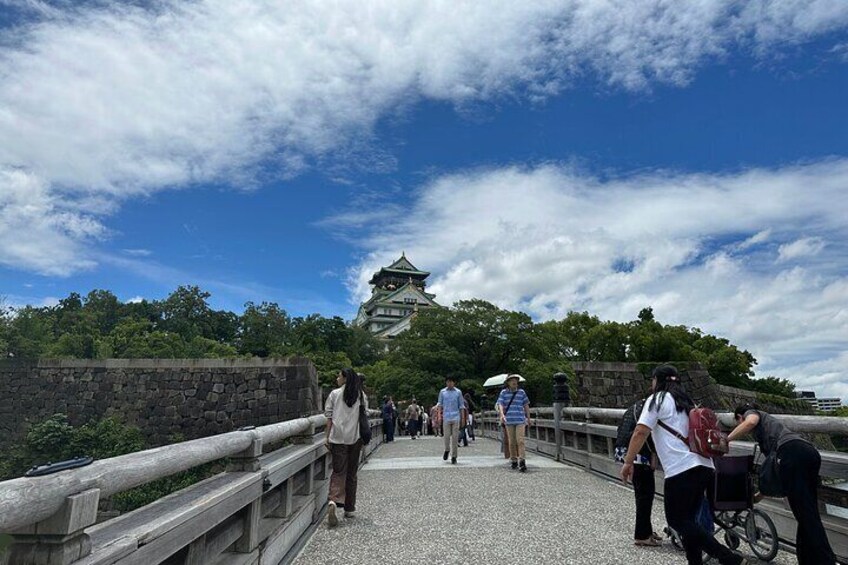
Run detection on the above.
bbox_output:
[0,288,793,404]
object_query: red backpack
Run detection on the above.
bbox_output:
[658,407,728,458]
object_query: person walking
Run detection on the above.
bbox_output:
[421,409,430,436]
[406,399,421,439]
[466,412,475,442]
[430,405,442,437]
[437,375,466,464]
[614,397,660,547]
[324,368,366,527]
[728,404,836,565]
[382,396,396,442]
[497,374,530,471]
[620,365,752,564]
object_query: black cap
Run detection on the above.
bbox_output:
[652,364,680,383]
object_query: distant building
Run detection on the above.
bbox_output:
[817,398,843,412]
[795,390,843,412]
[355,253,441,339]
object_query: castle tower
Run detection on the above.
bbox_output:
[354,253,440,338]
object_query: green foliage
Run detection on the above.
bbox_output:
[746,376,796,398]
[0,414,145,480]
[826,406,848,417]
[111,464,218,512]
[0,414,218,514]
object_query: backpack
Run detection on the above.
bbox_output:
[614,400,653,463]
[658,406,728,458]
[614,400,644,451]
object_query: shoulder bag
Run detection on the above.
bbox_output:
[359,392,372,445]
[754,445,784,497]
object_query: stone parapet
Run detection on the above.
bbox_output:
[0,357,321,453]
[571,362,812,415]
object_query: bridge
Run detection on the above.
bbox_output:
[1,407,846,564]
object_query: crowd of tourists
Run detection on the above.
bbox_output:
[322,363,837,565]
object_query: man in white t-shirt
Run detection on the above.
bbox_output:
[620,365,751,565]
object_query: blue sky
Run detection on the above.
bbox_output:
[1,1,847,398]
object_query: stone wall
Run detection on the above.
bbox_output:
[0,357,321,452]
[571,361,813,414]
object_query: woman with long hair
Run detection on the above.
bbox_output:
[621,365,753,564]
[324,367,366,527]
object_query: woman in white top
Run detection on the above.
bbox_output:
[620,365,752,565]
[324,368,366,527]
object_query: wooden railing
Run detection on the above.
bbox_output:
[0,411,384,565]
[478,407,848,561]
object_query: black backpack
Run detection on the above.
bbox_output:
[614,400,653,459]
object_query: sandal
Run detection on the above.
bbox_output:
[634,537,663,547]
[651,532,663,542]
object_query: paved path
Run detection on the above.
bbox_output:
[294,436,795,564]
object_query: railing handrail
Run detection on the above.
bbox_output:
[481,406,848,435]
[0,413,334,532]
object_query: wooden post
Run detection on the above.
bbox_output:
[553,402,563,461]
[291,424,315,445]
[227,437,263,472]
[186,534,207,565]
[305,461,315,495]
[7,488,99,565]
[271,478,293,519]
[234,500,262,553]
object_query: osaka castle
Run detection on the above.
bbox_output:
[355,254,441,339]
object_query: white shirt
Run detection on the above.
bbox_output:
[637,392,713,478]
[325,387,367,445]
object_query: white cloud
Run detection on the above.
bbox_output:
[125,296,145,304]
[0,167,104,275]
[339,159,848,395]
[2,1,848,274]
[122,248,153,257]
[777,237,826,262]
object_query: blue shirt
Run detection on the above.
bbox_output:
[497,388,529,425]
[438,387,465,423]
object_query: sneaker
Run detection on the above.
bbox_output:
[511,460,518,469]
[344,510,356,518]
[451,457,457,464]
[443,451,449,461]
[327,501,338,528]
[519,460,527,472]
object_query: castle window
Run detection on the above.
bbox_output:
[404,297,417,305]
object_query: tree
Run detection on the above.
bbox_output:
[159,286,215,340]
[747,376,796,398]
[237,302,292,356]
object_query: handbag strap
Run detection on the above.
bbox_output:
[502,390,519,422]
[657,419,689,447]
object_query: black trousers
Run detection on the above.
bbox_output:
[632,463,655,540]
[778,440,836,564]
[665,466,741,565]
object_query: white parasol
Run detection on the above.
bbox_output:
[483,373,526,388]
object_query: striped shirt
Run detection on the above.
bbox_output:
[497,388,529,425]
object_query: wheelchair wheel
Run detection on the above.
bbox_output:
[745,508,779,561]
[724,530,741,550]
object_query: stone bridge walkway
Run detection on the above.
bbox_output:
[294,436,795,564]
